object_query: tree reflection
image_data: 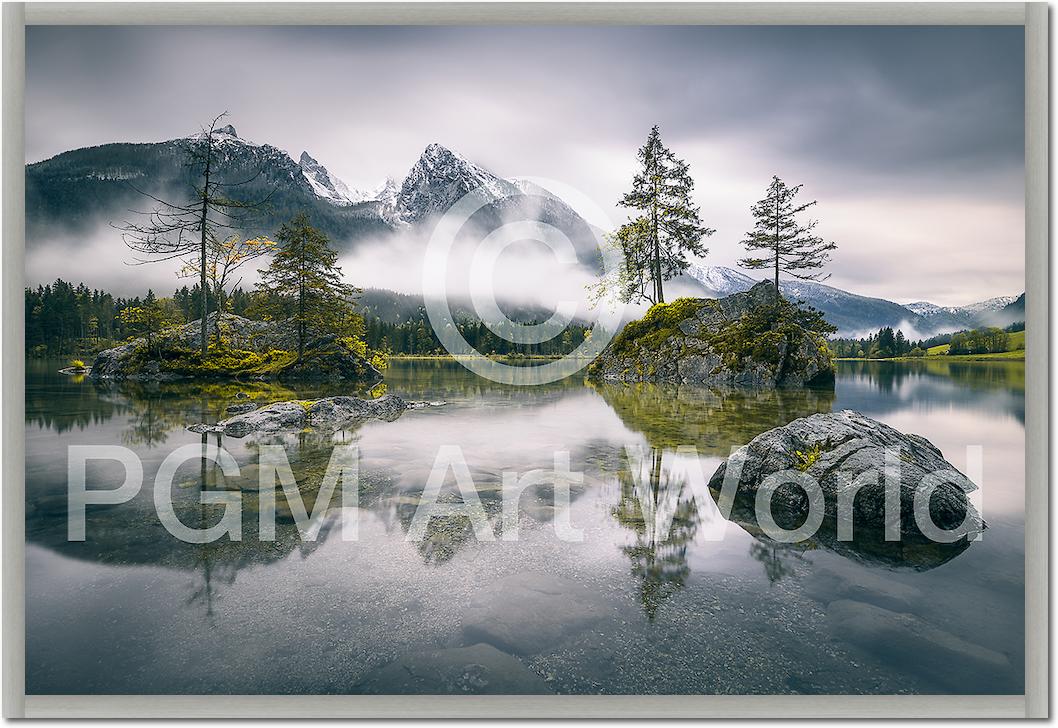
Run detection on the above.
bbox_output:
[613,447,700,620]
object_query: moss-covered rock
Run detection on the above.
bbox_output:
[89,312,381,383]
[588,281,834,388]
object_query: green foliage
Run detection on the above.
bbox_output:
[793,442,825,471]
[118,294,184,356]
[255,212,363,362]
[738,176,837,304]
[699,297,835,374]
[832,325,1023,360]
[614,125,714,305]
[69,359,86,369]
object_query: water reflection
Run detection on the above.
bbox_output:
[591,380,835,454]
[613,447,699,619]
[24,358,1026,695]
[836,360,1024,423]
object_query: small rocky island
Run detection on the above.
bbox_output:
[588,281,834,388]
[89,313,381,383]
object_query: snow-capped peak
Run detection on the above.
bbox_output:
[958,295,1019,316]
[187,124,255,147]
[684,264,758,296]
[369,177,401,206]
[299,151,368,206]
[395,143,520,224]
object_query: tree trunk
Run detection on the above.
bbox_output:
[774,192,781,310]
[198,136,213,356]
[652,174,664,304]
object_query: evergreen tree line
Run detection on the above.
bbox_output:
[830,322,1024,359]
[362,316,593,357]
[26,277,593,359]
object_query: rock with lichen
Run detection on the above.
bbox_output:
[708,409,985,543]
[587,281,834,388]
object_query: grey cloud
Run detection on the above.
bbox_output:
[26,25,1024,304]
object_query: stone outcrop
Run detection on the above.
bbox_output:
[189,394,408,438]
[708,410,985,544]
[588,282,833,388]
[89,312,381,383]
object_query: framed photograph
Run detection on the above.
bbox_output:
[3,2,1048,719]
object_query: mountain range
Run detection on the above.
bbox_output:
[680,265,1023,338]
[26,127,1023,338]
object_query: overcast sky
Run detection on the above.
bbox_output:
[26,25,1024,306]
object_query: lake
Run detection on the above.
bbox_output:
[24,358,1025,695]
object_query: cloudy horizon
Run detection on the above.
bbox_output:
[26,25,1024,307]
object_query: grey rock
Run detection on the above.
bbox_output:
[588,281,833,388]
[802,563,922,612]
[193,394,408,438]
[462,572,607,655]
[225,402,258,415]
[826,599,1010,692]
[355,643,549,694]
[709,409,984,542]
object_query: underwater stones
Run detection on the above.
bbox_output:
[191,394,408,437]
[355,643,549,694]
[708,410,984,543]
[461,572,607,655]
[826,600,1010,692]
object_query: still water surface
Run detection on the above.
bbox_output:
[25,359,1025,694]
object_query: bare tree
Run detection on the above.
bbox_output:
[179,235,274,346]
[117,113,271,354]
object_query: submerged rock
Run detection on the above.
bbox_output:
[588,281,834,388]
[355,643,550,694]
[709,410,984,545]
[190,394,408,437]
[89,312,381,383]
[462,572,607,655]
[826,600,1010,692]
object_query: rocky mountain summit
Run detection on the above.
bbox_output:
[588,281,834,388]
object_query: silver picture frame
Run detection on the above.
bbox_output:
[2,2,1048,718]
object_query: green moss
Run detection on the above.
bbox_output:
[588,298,705,376]
[156,345,299,378]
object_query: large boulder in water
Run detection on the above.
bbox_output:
[587,282,833,388]
[89,312,381,383]
[708,410,984,545]
[190,394,408,437]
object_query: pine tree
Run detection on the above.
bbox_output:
[617,126,714,305]
[738,176,837,308]
[255,213,360,363]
